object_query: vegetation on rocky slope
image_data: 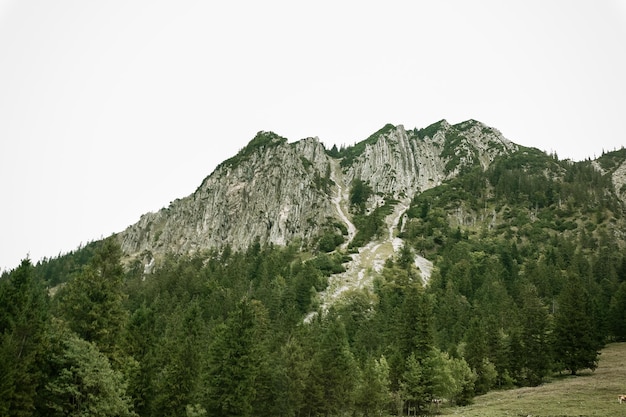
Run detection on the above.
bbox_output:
[2,126,626,416]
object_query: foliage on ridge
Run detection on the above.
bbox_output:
[216,131,288,171]
[327,123,396,167]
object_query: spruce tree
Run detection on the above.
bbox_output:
[354,356,391,417]
[553,272,601,375]
[151,301,206,417]
[515,283,552,385]
[0,259,49,416]
[57,237,128,361]
[203,298,270,417]
[609,281,626,340]
[307,315,358,417]
[273,335,310,417]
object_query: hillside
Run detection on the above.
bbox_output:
[440,342,626,417]
[3,120,626,417]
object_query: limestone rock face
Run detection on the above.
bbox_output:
[613,161,626,203]
[119,133,335,258]
[117,120,518,262]
[342,120,517,201]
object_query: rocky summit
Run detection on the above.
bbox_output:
[117,119,519,268]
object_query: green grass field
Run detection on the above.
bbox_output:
[438,342,626,417]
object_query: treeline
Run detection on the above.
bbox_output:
[2,237,462,417]
[3,229,625,416]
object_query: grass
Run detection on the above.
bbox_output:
[438,342,626,417]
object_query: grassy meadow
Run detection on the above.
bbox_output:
[439,342,626,417]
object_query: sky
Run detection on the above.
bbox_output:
[1,1,625,272]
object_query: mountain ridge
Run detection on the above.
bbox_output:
[116,119,523,269]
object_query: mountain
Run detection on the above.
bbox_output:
[7,118,626,416]
[117,119,520,269]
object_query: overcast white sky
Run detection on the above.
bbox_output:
[1,1,625,271]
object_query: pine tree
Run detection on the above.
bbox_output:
[400,352,430,414]
[463,317,497,394]
[151,301,206,417]
[273,335,310,417]
[203,298,270,417]
[304,314,358,417]
[0,259,49,416]
[609,281,626,340]
[58,237,128,360]
[553,272,601,375]
[397,284,434,364]
[354,356,391,417]
[514,283,553,385]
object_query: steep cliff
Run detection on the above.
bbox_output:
[340,119,517,201]
[117,120,519,264]
[118,132,335,261]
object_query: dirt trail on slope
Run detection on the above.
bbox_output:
[308,164,433,319]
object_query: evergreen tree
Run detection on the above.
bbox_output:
[608,281,626,341]
[57,237,128,361]
[397,284,434,364]
[0,259,49,416]
[203,298,270,417]
[553,272,601,375]
[400,352,430,414]
[305,315,358,417]
[514,283,553,385]
[124,303,158,417]
[273,335,310,417]
[39,321,135,417]
[354,356,391,417]
[350,178,373,214]
[151,301,206,417]
[432,279,471,355]
[462,317,497,394]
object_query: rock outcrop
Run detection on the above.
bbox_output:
[117,120,519,264]
[341,120,517,201]
[118,133,335,259]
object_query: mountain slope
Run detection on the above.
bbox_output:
[117,120,519,269]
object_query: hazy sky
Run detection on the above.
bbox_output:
[1,1,625,271]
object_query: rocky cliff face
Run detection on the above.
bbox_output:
[118,133,335,261]
[341,120,517,201]
[117,120,518,264]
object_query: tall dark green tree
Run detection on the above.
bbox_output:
[609,281,626,341]
[350,178,373,214]
[432,279,471,356]
[397,283,434,364]
[354,356,391,417]
[305,315,358,417]
[400,352,429,414]
[57,237,128,361]
[553,272,601,375]
[203,298,270,417]
[151,301,207,417]
[513,283,553,385]
[0,259,49,416]
[273,334,311,417]
[463,317,497,394]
